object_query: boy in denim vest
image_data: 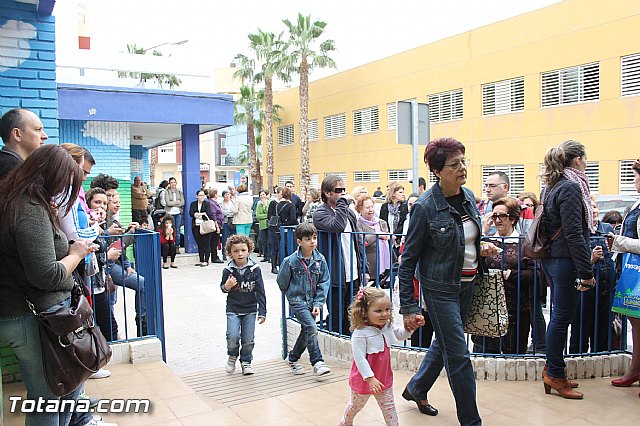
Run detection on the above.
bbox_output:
[277,223,331,378]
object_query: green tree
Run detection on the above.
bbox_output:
[283,13,336,194]
[117,44,182,88]
[234,85,264,194]
[248,30,291,192]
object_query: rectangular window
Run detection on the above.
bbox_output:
[324,113,346,139]
[541,62,599,107]
[354,170,380,182]
[277,124,294,146]
[308,119,318,141]
[387,169,412,182]
[325,172,347,183]
[278,175,295,189]
[310,174,320,189]
[353,106,379,135]
[481,165,525,197]
[621,53,640,97]
[482,77,524,116]
[428,89,463,123]
[585,161,599,195]
[387,103,397,130]
[620,160,637,194]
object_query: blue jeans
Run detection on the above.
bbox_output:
[222,221,236,257]
[407,283,480,426]
[171,213,183,246]
[0,299,84,426]
[542,258,581,378]
[108,263,146,319]
[288,303,323,365]
[226,312,257,364]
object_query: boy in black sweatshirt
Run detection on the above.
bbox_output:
[220,234,267,375]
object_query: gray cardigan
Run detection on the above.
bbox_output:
[0,197,73,316]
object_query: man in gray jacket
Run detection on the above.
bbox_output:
[0,108,48,180]
[313,175,367,336]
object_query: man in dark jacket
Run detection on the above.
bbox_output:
[0,108,48,180]
[313,175,367,336]
[285,180,303,222]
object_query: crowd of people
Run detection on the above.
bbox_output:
[2,107,639,426]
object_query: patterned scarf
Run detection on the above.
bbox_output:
[388,202,400,233]
[359,216,391,271]
[563,167,595,232]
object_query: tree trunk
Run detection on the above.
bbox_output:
[248,117,258,195]
[299,56,310,198]
[265,76,275,192]
[256,158,263,191]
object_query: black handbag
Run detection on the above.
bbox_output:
[268,204,283,228]
[26,272,112,396]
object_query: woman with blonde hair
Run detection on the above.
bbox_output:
[303,188,321,223]
[380,182,408,244]
[540,140,595,399]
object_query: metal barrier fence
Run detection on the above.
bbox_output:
[279,226,631,359]
[96,229,166,361]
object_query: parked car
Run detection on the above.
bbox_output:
[596,194,639,219]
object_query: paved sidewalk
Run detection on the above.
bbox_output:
[160,253,284,375]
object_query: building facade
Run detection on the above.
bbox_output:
[271,0,640,198]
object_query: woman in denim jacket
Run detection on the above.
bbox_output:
[398,138,498,426]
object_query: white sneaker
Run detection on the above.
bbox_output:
[287,359,305,375]
[241,362,254,375]
[89,368,111,379]
[225,356,237,374]
[87,415,118,426]
[313,361,331,378]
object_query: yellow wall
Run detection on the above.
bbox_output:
[271,0,640,196]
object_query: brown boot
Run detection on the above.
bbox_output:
[543,365,578,388]
[542,371,583,399]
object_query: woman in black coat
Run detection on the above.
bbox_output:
[379,181,408,251]
[189,189,214,266]
[270,187,297,274]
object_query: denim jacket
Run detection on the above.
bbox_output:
[399,183,483,314]
[277,248,330,309]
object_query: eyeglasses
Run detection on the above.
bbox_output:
[491,213,511,221]
[82,169,91,176]
[333,187,346,194]
[484,183,507,189]
[443,158,468,171]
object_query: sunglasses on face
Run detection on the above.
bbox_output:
[491,213,511,221]
[333,187,346,194]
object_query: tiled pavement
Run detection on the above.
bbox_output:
[3,359,639,425]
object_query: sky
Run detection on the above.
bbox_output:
[55,0,560,82]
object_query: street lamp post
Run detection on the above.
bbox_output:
[142,39,189,53]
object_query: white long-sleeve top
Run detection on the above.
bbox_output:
[351,322,412,379]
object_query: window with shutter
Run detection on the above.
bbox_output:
[387,169,412,182]
[277,124,294,146]
[354,171,380,182]
[387,103,397,130]
[620,160,637,194]
[428,89,463,123]
[482,77,524,116]
[324,113,346,139]
[310,174,320,189]
[481,165,525,197]
[308,119,318,141]
[621,53,640,97]
[585,161,599,195]
[541,62,599,107]
[278,175,295,189]
[353,106,380,135]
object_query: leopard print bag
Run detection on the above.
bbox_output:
[464,269,509,337]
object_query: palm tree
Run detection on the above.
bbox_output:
[283,13,336,194]
[249,30,291,192]
[234,85,264,194]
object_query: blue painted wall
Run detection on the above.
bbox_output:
[130,144,150,184]
[0,0,58,143]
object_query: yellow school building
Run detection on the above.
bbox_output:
[270,0,640,198]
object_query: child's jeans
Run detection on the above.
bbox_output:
[340,388,398,426]
[226,312,256,363]
[287,302,323,365]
